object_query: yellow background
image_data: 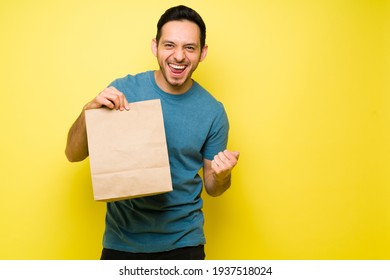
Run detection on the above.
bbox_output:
[0,0,389,259]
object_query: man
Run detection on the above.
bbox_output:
[65,5,239,260]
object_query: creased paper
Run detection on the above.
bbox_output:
[85,99,172,202]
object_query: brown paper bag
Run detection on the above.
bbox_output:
[85,99,172,202]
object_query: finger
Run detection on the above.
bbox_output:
[124,99,130,111]
[232,151,240,160]
[120,94,130,111]
[108,88,129,111]
[100,88,125,110]
[103,92,122,110]
[106,87,125,109]
[211,159,223,174]
[216,151,237,170]
[215,151,228,164]
[218,151,230,164]
[212,152,229,172]
[223,150,240,161]
[95,94,115,109]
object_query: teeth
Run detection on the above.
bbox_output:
[169,64,186,70]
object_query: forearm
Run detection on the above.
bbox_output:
[204,171,231,197]
[65,110,89,162]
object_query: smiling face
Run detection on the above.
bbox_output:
[152,20,208,94]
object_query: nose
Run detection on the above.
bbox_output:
[173,48,185,62]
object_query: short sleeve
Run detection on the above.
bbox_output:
[201,103,229,160]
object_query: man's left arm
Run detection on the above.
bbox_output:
[203,150,240,197]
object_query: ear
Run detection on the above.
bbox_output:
[200,44,208,62]
[151,38,158,57]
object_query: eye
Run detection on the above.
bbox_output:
[164,43,174,49]
[185,46,196,52]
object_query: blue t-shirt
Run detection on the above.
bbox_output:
[102,71,229,253]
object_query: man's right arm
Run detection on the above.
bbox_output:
[65,86,129,162]
[65,110,89,162]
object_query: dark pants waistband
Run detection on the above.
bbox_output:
[101,245,205,260]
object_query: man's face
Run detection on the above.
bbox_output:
[152,20,208,94]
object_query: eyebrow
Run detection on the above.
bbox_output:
[184,43,198,47]
[161,40,199,47]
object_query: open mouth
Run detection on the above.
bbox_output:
[169,63,187,75]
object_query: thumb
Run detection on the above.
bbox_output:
[232,151,240,159]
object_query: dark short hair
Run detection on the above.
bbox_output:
[156,5,206,49]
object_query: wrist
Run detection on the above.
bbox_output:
[83,103,92,111]
[213,171,231,185]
